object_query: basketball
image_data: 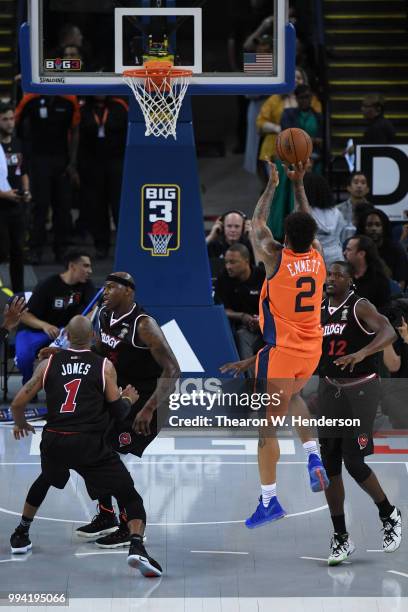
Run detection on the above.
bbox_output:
[275,128,313,165]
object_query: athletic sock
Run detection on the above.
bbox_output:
[98,497,115,516]
[331,514,347,535]
[130,534,144,544]
[18,515,33,532]
[375,496,394,520]
[303,441,319,458]
[261,483,276,508]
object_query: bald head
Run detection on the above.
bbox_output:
[66,315,93,347]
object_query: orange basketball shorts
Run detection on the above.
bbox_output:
[255,345,321,416]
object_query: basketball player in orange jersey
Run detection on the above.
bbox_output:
[224,160,329,528]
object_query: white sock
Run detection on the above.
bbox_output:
[303,441,319,458]
[261,483,276,507]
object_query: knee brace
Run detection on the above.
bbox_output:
[116,488,146,523]
[320,444,342,478]
[343,454,372,483]
[26,473,52,508]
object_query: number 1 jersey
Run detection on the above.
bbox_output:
[259,247,325,357]
[43,349,108,433]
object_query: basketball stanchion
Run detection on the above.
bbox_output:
[123,60,193,139]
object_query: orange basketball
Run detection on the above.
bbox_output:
[275,128,313,165]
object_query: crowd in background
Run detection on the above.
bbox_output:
[1,1,408,425]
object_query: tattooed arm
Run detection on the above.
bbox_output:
[132,316,180,436]
[252,162,283,276]
[284,161,312,215]
[11,359,48,438]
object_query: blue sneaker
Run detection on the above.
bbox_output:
[308,453,329,492]
[245,496,286,529]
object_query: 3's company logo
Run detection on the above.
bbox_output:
[119,432,132,447]
[141,184,180,256]
[44,58,82,71]
[357,433,369,450]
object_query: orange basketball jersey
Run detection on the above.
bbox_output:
[259,247,326,357]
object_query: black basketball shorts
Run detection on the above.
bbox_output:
[317,377,380,457]
[40,430,135,497]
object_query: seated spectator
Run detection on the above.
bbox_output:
[343,235,391,310]
[303,172,345,267]
[337,172,372,240]
[15,251,95,384]
[214,244,264,367]
[356,208,408,290]
[281,84,323,173]
[207,210,254,263]
[382,307,408,428]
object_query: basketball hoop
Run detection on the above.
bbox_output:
[148,220,173,255]
[123,61,192,139]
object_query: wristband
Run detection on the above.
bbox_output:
[121,395,133,403]
[0,326,9,342]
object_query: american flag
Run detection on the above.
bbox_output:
[243,53,273,74]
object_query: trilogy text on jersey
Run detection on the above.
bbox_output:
[141,184,181,256]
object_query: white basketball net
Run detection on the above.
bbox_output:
[148,231,173,255]
[124,71,191,139]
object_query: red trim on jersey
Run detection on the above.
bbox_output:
[45,428,80,435]
[42,355,54,389]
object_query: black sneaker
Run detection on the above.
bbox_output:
[76,510,118,539]
[95,524,130,548]
[10,528,32,554]
[127,538,162,577]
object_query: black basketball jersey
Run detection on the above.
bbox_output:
[98,303,162,393]
[320,291,378,378]
[43,349,108,433]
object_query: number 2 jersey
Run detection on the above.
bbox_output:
[43,349,108,433]
[320,291,378,378]
[259,247,326,357]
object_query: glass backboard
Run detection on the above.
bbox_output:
[22,0,295,95]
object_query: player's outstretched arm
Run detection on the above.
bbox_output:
[284,161,313,216]
[252,162,282,270]
[11,360,48,438]
[133,317,180,436]
[334,300,397,372]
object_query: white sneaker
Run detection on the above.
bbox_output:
[328,532,355,566]
[382,507,402,553]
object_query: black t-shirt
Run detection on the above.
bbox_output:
[215,266,265,315]
[98,303,162,393]
[79,99,128,160]
[0,137,26,194]
[21,275,96,329]
[320,292,378,378]
[44,349,108,433]
[378,242,408,283]
[354,269,391,311]
[16,94,79,156]
[207,236,255,264]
